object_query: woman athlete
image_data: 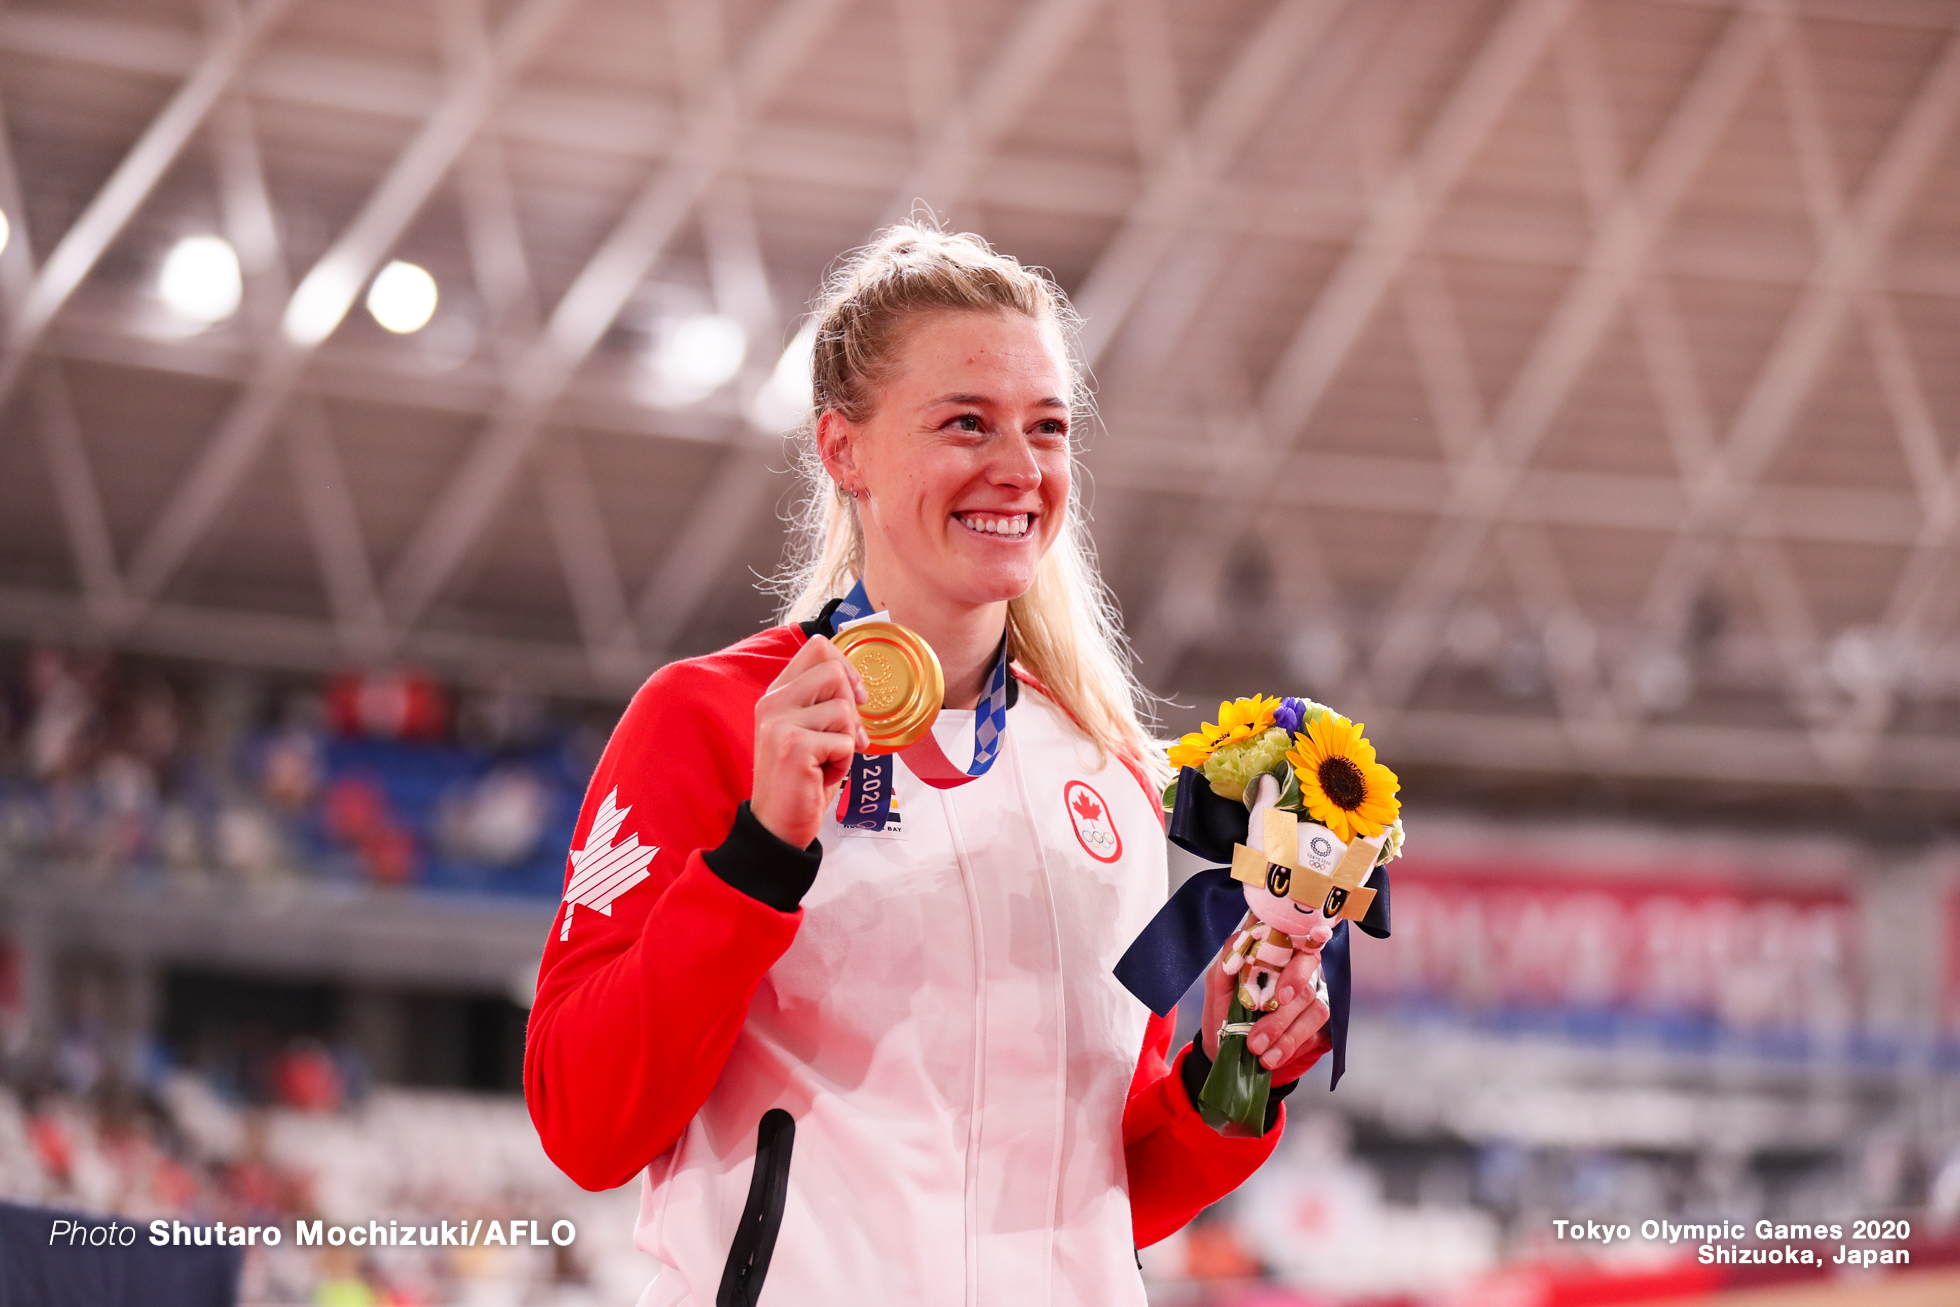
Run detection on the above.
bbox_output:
[525,225,1334,1306]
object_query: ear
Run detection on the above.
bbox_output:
[814,409,861,493]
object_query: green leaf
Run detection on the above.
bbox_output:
[1276,763,1303,813]
[1198,997,1275,1138]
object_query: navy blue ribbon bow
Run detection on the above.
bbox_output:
[1112,767,1391,1089]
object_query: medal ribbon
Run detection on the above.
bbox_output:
[827,578,1010,830]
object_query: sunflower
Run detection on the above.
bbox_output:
[1284,713,1400,843]
[1166,695,1283,771]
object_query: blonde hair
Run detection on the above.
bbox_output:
[774,223,1167,786]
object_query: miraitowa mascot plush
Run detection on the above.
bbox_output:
[1115,696,1401,1135]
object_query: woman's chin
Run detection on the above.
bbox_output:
[933,548,1040,604]
[937,578,1034,610]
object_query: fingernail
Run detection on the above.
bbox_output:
[1247,1035,1268,1055]
[1262,1051,1282,1068]
[1277,988,1294,1005]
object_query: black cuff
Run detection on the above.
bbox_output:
[1180,1029,1297,1133]
[1179,1028,1213,1109]
[703,802,822,912]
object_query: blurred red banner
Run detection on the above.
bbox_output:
[1359,858,1861,1034]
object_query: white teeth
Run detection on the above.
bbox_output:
[959,513,1029,537]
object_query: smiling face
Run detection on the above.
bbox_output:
[816,309,1073,612]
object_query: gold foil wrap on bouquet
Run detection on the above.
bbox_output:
[831,621,944,755]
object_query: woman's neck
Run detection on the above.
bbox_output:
[858,565,1006,710]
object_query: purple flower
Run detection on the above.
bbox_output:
[1275,697,1308,736]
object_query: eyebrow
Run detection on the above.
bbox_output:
[932,392,1069,410]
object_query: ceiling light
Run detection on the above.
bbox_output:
[158,235,242,324]
[1825,627,1890,695]
[1628,648,1692,713]
[652,313,746,403]
[366,260,438,334]
[747,322,816,431]
[1284,622,1348,689]
[0,209,10,258]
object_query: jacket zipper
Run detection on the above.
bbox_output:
[716,1109,796,1307]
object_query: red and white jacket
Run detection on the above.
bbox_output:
[525,623,1293,1306]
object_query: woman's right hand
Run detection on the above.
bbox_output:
[751,635,869,849]
[1199,919,1335,1073]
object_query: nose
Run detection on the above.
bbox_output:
[989,430,1042,491]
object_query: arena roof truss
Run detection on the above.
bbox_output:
[3,0,1960,801]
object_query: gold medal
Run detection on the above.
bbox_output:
[831,620,943,754]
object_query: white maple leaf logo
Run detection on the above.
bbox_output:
[559,788,657,940]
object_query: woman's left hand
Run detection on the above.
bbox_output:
[1199,920,1335,1085]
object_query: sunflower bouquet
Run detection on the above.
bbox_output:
[1118,694,1403,1136]
[1167,693,1403,844]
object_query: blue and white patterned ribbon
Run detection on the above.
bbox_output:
[827,578,1009,830]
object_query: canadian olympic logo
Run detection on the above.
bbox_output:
[1063,780,1122,864]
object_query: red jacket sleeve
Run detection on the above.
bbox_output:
[524,634,802,1191]
[1122,1011,1289,1246]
